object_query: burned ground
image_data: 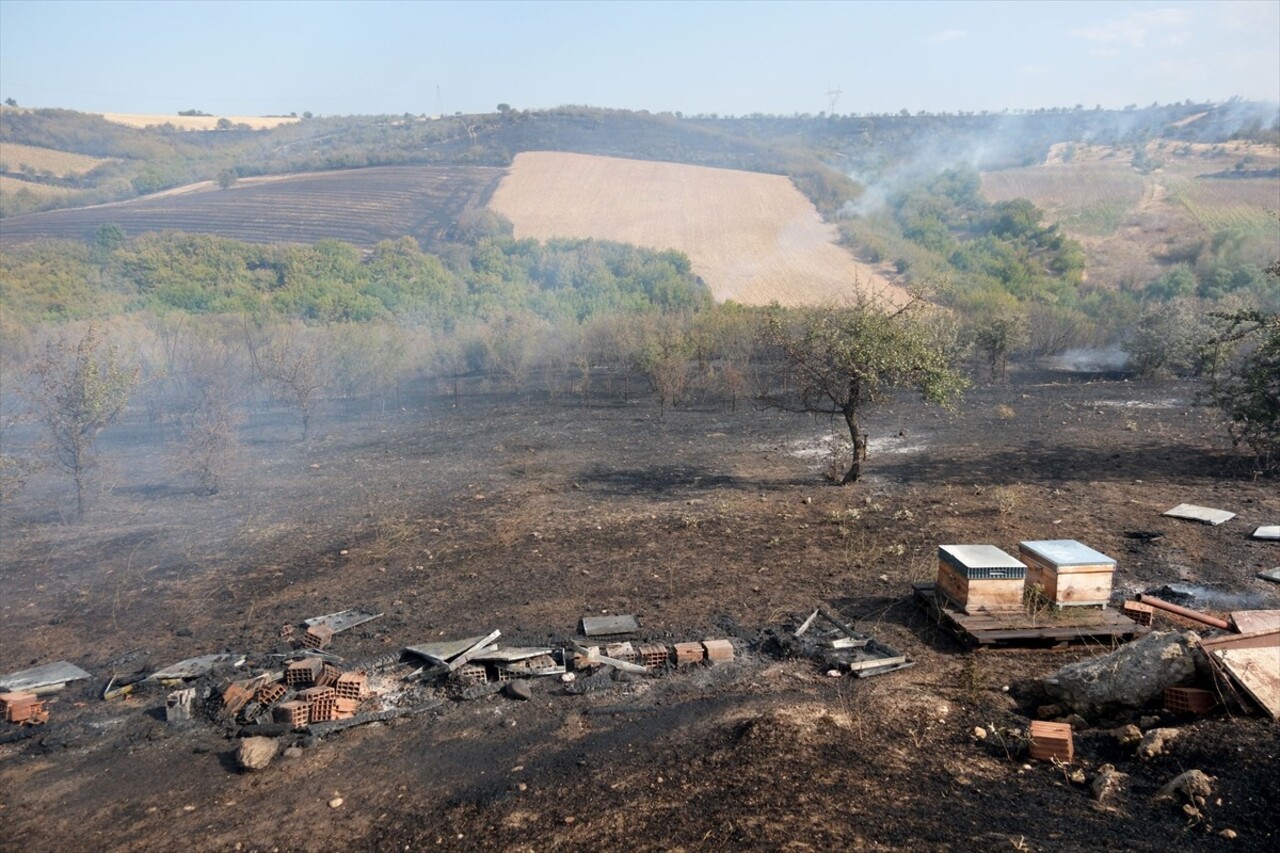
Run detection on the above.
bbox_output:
[1,369,1278,852]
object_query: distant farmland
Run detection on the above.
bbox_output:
[0,166,503,249]
[0,142,112,177]
[99,113,300,131]
[488,151,908,307]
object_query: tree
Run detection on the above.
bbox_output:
[216,169,238,189]
[763,299,967,484]
[24,324,141,517]
[245,322,328,439]
[1205,307,1280,474]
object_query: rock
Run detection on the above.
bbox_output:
[1112,724,1142,747]
[175,627,193,637]
[1220,829,1237,840]
[1068,768,1087,785]
[1138,715,1161,730]
[1091,764,1127,804]
[1042,631,1200,716]
[329,796,343,809]
[1156,769,1214,805]
[972,726,987,740]
[237,736,277,772]
[1036,704,1064,719]
[1137,727,1179,760]
[505,680,532,701]
[283,746,303,759]
[1063,713,1089,731]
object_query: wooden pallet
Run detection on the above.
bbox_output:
[913,583,1150,648]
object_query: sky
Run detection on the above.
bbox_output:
[1,0,1277,117]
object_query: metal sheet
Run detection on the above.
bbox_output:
[470,647,553,663]
[580,615,640,636]
[1163,504,1236,525]
[302,608,383,633]
[1258,568,1280,584]
[1252,526,1280,540]
[149,654,245,681]
[404,635,492,665]
[1018,539,1115,568]
[0,661,92,693]
[938,544,1026,571]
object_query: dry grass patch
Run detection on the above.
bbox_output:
[0,143,112,177]
[488,151,908,307]
[98,113,299,131]
[0,174,74,199]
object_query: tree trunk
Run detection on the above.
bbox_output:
[841,405,867,484]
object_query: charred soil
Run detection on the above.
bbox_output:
[1,369,1278,851]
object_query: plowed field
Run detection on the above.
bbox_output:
[0,166,503,248]
[488,151,909,307]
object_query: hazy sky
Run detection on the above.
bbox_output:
[2,0,1277,117]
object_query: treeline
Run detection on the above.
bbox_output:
[0,215,709,326]
[838,167,1279,373]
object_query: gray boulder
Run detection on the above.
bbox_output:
[1042,630,1199,716]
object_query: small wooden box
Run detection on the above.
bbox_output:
[937,545,1027,614]
[1019,540,1115,608]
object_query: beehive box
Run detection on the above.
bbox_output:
[1019,540,1115,608]
[936,545,1027,614]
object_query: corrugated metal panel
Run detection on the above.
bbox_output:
[1019,539,1115,568]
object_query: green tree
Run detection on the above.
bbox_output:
[24,324,141,517]
[1205,309,1280,473]
[763,298,967,484]
[216,169,238,189]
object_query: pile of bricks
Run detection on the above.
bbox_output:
[298,686,337,722]
[1028,721,1074,763]
[1,692,49,725]
[226,658,371,730]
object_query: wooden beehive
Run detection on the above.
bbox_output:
[936,545,1027,614]
[1019,540,1115,608]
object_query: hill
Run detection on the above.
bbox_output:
[981,139,1280,291]
[489,151,907,307]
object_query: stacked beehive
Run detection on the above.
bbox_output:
[1018,540,1116,608]
[936,545,1027,614]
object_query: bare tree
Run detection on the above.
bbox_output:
[168,330,246,494]
[246,322,328,439]
[24,324,141,517]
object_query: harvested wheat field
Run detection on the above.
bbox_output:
[489,151,908,307]
[98,113,299,131]
[0,142,112,176]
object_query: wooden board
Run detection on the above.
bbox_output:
[1201,629,1280,652]
[913,583,1149,648]
[1212,647,1280,719]
[1230,611,1280,634]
